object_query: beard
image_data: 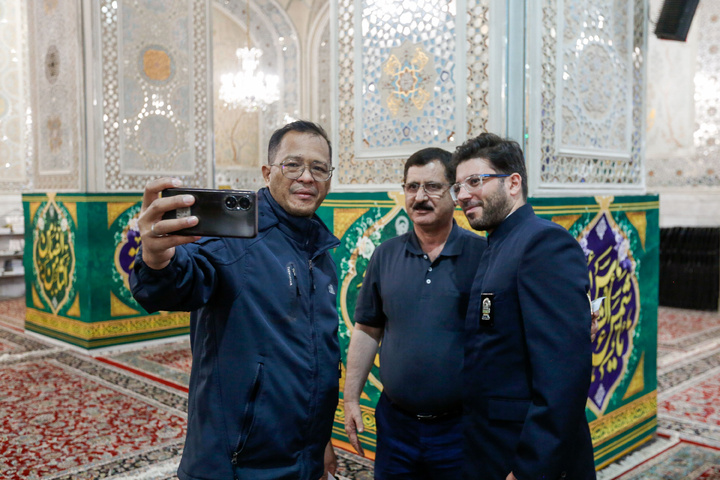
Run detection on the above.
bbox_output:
[464,186,513,231]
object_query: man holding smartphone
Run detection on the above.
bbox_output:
[130,121,340,480]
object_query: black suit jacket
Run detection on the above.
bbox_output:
[463,204,596,480]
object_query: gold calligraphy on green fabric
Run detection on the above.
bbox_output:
[33,197,76,314]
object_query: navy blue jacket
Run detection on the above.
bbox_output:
[131,188,341,480]
[463,204,596,480]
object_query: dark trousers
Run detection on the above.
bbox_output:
[374,392,463,480]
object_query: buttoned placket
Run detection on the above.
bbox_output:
[423,254,433,285]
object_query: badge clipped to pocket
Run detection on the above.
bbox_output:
[479,292,494,328]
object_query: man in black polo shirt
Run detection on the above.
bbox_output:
[343,148,487,479]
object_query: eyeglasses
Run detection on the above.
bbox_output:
[450,174,510,201]
[271,159,334,182]
[402,182,451,198]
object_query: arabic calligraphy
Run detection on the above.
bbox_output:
[580,213,640,414]
[33,199,75,314]
[116,215,141,278]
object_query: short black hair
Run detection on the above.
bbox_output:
[267,121,331,164]
[403,147,453,183]
[451,133,528,199]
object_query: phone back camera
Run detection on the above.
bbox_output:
[224,196,238,210]
[224,195,252,211]
[237,195,252,211]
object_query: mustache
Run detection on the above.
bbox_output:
[412,202,434,211]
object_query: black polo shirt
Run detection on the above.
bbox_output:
[354,221,487,414]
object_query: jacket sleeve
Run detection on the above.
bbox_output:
[512,226,592,479]
[130,240,221,313]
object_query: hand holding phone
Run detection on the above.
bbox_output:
[161,187,258,238]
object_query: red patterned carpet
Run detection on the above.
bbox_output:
[613,440,720,479]
[0,299,373,479]
[658,307,720,344]
[1,300,718,479]
[660,372,720,438]
[98,340,193,392]
[142,348,192,372]
[0,296,25,331]
[658,307,720,371]
[0,360,186,477]
[0,323,186,479]
[600,307,720,479]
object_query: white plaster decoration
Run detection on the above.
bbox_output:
[212,0,300,190]
[529,0,645,194]
[309,6,331,136]
[646,0,720,189]
[27,0,84,191]
[0,0,30,192]
[358,0,460,158]
[317,19,331,133]
[557,0,632,158]
[336,0,490,187]
[335,0,362,185]
[466,0,491,137]
[120,2,194,175]
[101,0,211,191]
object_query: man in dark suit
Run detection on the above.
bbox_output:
[451,133,596,480]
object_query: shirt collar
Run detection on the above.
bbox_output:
[487,203,534,245]
[258,187,340,253]
[405,219,464,258]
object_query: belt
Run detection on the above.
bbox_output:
[386,397,462,423]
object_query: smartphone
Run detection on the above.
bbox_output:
[161,187,258,238]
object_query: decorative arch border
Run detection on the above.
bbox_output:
[212,0,301,190]
[307,2,332,134]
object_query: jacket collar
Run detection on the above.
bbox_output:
[406,219,465,258]
[258,188,340,255]
[487,203,534,246]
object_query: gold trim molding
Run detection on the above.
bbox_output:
[589,390,657,446]
[25,308,190,340]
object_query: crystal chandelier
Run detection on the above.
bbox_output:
[218,0,279,112]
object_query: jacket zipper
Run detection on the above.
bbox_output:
[309,259,315,290]
[302,256,319,475]
[292,264,300,296]
[231,362,264,466]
